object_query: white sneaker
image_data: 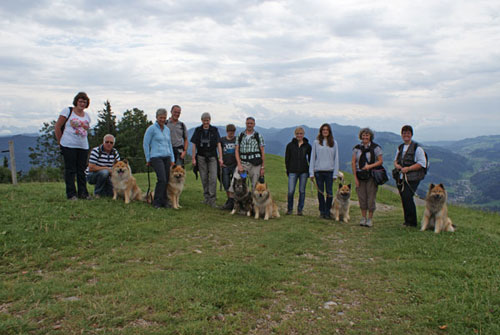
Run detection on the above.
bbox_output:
[359,217,367,226]
[366,218,373,227]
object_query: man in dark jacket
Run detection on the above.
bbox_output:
[285,126,312,215]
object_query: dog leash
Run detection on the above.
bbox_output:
[310,177,334,198]
[146,165,153,203]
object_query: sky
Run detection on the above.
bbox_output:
[1,0,499,141]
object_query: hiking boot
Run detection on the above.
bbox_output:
[297,211,303,216]
[286,209,293,215]
[359,217,367,226]
[68,196,78,201]
[365,218,373,227]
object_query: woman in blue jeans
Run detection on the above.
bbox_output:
[285,127,312,215]
[143,108,175,209]
[309,123,340,219]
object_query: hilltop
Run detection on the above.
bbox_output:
[0,154,499,334]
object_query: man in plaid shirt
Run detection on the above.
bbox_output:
[232,116,265,189]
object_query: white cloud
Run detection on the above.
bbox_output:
[1,0,499,140]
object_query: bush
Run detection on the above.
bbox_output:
[0,166,12,183]
[21,167,63,182]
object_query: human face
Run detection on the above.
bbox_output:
[401,130,412,144]
[171,107,181,121]
[295,130,305,141]
[157,114,167,126]
[226,130,235,139]
[202,118,211,128]
[246,119,255,132]
[321,127,330,137]
[361,132,371,145]
[76,98,88,110]
[103,136,114,152]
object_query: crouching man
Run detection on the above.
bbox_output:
[86,134,120,197]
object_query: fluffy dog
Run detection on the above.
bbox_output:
[111,160,143,204]
[331,183,351,223]
[421,183,455,233]
[167,165,186,209]
[252,181,280,220]
[230,178,253,216]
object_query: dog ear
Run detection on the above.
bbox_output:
[429,183,435,190]
[123,158,129,165]
[339,183,343,188]
[439,183,445,189]
[347,183,351,189]
[171,164,177,169]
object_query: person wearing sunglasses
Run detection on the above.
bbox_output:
[86,134,121,198]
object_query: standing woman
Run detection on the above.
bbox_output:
[352,128,383,227]
[55,92,91,200]
[309,123,339,219]
[191,113,223,208]
[285,126,312,216]
[143,108,175,209]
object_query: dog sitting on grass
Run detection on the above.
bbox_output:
[421,183,455,233]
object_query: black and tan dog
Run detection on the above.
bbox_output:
[230,178,253,217]
[421,183,455,233]
[331,183,351,223]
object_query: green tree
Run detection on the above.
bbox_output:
[3,156,7,168]
[116,108,152,173]
[90,100,117,148]
[28,121,63,169]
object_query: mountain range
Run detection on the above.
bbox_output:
[2,126,500,211]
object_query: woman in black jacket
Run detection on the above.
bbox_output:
[285,127,312,215]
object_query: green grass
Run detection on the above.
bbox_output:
[1,154,499,334]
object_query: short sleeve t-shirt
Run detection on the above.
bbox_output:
[59,107,91,149]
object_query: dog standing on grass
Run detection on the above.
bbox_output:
[331,183,351,223]
[253,181,280,220]
[421,183,455,233]
[111,160,144,204]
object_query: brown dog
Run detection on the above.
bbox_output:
[331,183,351,223]
[111,160,143,204]
[167,165,186,209]
[252,182,280,220]
[421,183,455,233]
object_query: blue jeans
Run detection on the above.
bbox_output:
[87,169,113,197]
[222,165,235,191]
[288,172,308,212]
[314,171,334,216]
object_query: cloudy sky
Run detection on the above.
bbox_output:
[1,0,499,141]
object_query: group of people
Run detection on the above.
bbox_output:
[56,92,427,227]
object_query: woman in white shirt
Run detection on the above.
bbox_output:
[55,92,91,200]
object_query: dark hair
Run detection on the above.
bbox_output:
[73,92,90,108]
[317,123,334,147]
[401,125,413,135]
[358,127,374,141]
[226,124,236,132]
[171,105,181,112]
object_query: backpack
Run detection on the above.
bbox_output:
[60,107,73,134]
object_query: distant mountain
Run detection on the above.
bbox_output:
[0,134,38,173]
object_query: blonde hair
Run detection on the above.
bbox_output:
[294,126,305,135]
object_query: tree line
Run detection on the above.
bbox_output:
[24,101,152,182]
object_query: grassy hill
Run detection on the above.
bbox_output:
[1,154,499,334]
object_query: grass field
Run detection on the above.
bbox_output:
[1,154,499,334]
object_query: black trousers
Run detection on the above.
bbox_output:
[398,179,420,226]
[61,146,89,199]
[150,156,171,207]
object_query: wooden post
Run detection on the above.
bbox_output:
[8,140,17,185]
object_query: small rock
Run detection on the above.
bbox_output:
[193,249,202,254]
[323,301,337,309]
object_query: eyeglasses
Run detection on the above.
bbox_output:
[105,141,114,144]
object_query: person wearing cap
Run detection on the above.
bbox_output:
[191,112,223,208]
[220,124,237,210]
